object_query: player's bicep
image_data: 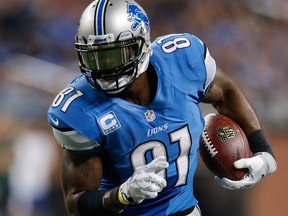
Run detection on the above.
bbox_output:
[61,150,103,191]
[202,67,227,105]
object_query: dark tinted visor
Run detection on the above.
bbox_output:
[76,39,141,71]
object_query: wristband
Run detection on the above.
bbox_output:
[78,190,107,216]
[109,187,128,211]
[248,129,275,158]
[78,189,127,215]
[118,184,130,205]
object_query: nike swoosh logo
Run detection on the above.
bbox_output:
[50,116,59,126]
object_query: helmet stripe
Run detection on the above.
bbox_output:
[96,0,108,35]
[93,0,100,35]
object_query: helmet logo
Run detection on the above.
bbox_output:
[127,3,149,31]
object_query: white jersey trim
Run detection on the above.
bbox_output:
[52,128,99,151]
[204,48,216,92]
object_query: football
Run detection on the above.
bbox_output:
[199,113,252,180]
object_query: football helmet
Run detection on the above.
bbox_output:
[75,0,152,94]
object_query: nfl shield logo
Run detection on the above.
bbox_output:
[217,126,235,141]
[145,110,156,122]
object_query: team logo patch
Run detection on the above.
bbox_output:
[98,111,121,135]
[127,3,149,31]
[217,126,235,141]
[145,110,156,122]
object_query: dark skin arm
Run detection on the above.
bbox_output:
[61,150,103,216]
[202,68,261,136]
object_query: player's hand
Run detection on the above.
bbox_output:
[118,156,169,204]
[215,152,277,190]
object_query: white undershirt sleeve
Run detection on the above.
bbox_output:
[204,48,216,92]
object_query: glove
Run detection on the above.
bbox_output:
[215,152,277,190]
[118,156,169,204]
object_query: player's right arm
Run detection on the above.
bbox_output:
[53,126,169,216]
[61,148,168,216]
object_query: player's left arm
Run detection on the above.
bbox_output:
[202,67,277,190]
[203,68,260,136]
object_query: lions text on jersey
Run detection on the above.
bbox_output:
[48,33,216,216]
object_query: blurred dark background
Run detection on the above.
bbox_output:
[0,0,287,215]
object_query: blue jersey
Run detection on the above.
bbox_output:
[48,33,216,215]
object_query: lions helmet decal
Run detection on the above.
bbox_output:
[127,2,150,31]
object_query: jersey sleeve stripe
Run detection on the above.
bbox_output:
[52,128,100,151]
[204,47,216,93]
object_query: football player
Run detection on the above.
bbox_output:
[48,0,277,215]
